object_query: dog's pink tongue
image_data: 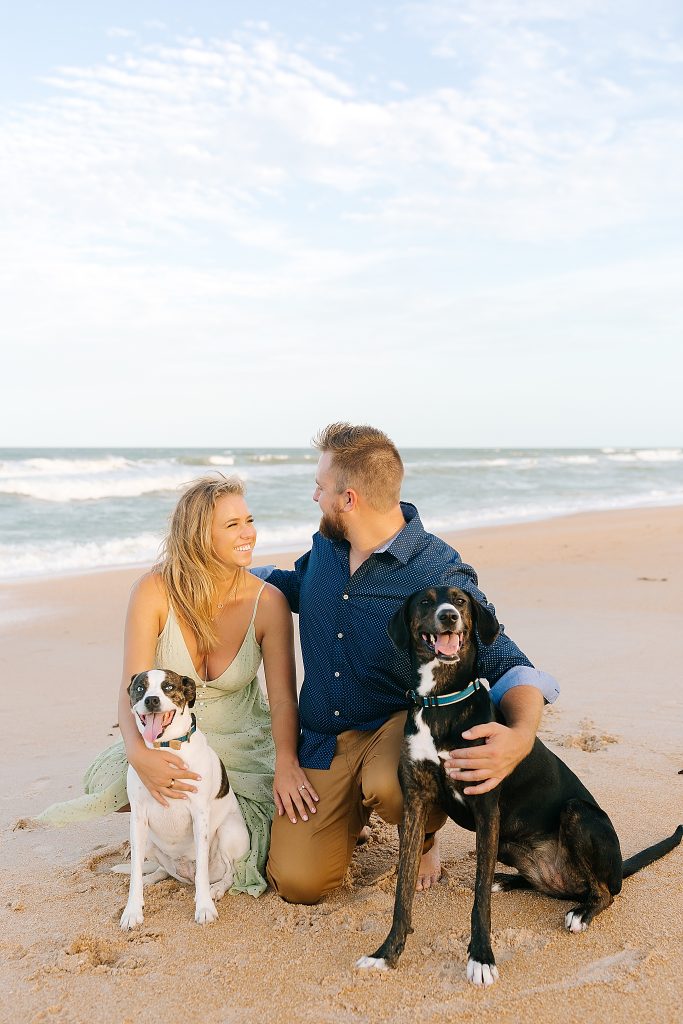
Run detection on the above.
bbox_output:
[143,713,166,744]
[435,633,461,656]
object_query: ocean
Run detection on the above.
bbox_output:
[1,447,682,581]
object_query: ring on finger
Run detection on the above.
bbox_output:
[298,784,306,792]
[169,779,175,788]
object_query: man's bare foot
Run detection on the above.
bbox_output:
[356,825,372,846]
[417,833,441,890]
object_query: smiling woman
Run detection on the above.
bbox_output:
[36,475,313,897]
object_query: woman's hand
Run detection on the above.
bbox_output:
[273,758,319,823]
[128,745,202,807]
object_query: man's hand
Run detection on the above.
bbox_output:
[443,721,534,795]
[444,685,544,795]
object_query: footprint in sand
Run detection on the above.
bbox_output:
[83,841,130,874]
[67,934,124,968]
[12,817,45,831]
[492,926,551,963]
[559,717,620,753]
[522,947,646,995]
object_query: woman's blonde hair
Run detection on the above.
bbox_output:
[155,474,247,656]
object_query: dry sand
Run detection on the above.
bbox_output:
[1,506,682,1024]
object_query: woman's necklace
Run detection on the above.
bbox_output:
[213,569,243,618]
[202,570,245,692]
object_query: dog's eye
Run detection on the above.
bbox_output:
[419,599,431,607]
[162,683,174,692]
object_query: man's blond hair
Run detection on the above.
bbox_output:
[312,422,403,513]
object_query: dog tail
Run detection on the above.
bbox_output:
[621,824,683,878]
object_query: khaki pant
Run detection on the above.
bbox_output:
[266,711,447,904]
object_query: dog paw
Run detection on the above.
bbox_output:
[142,867,170,887]
[565,908,588,933]
[210,880,230,902]
[120,905,144,930]
[195,902,219,925]
[355,955,389,971]
[466,959,499,986]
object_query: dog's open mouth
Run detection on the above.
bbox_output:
[138,710,175,744]
[422,631,462,661]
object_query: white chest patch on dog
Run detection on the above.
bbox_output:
[407,710,441,764]
[406,712,466,807]
[417,660,440,697]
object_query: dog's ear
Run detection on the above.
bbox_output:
[181,675,196,709]
[128,673,141,698]
[387,599,412,650]
[471,599,500,646]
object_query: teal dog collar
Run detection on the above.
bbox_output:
[407,679,483,709]
[153,713,197,749]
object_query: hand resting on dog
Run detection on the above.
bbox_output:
[127,743,201,808]
[444,685,543,794]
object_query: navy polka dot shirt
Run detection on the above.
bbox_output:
[266,503,558,769]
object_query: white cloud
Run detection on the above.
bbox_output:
[4,18,681,257]
[1,11,682,444]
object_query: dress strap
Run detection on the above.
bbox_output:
[249,582,267,627]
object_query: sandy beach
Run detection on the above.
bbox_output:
[1,505,682,1024]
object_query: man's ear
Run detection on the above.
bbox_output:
[181,675,196,709]
[387,600,412,650]
[342,488,358,511]
[472,599,500,646]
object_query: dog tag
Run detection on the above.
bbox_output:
[169,740,182,750]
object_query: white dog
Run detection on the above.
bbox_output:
[119,669,250,929]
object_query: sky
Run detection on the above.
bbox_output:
[2,0,682,448]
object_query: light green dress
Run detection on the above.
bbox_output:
[37,585,275,897]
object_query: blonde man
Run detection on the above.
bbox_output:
[262,424,559,903]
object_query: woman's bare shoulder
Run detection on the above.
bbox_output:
[129,570,167,611]
[259,580,289,605]
[256,581,291,623]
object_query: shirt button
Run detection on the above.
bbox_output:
[342,594,349,600]
[337,632,343,639]
[334,671,340,677]
[334,710,340,716]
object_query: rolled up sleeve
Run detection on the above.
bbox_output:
[488,666,560,707]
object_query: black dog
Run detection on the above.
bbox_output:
[356,586,682,985]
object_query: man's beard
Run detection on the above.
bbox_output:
[319,507,347,543]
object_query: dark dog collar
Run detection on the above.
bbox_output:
[153,713,197,749]
[407,679,483,709]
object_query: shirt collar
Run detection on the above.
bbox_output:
[380,502,425,564]
[325,501,426,566]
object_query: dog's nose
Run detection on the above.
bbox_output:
[437,609,458,627]
[144,695,161,710]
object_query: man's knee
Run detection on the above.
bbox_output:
[362,762,404,825]
[266,858,335,905]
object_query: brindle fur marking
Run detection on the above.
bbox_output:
[216,760,231,799]
[358,586,683,983]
